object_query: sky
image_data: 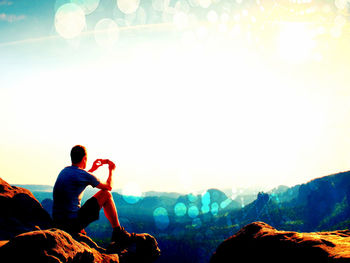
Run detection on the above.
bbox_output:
[1,0,350,195]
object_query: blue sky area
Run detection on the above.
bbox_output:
[1,0,350,194]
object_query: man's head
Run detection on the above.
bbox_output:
[71,145,87,169]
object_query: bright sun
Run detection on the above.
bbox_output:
[277,22,316,63]
[2,0,350,192]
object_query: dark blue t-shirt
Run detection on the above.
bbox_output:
[53,166,100,221]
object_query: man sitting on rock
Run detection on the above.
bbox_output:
[53,145,135,252]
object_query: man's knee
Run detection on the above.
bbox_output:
[94,190,112,206]
[101,190,112,199]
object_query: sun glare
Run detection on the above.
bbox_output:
[2,0,350,191]
[277,22,316,63]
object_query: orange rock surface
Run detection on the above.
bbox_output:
[211,222,350,262]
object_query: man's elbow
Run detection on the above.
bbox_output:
[97,183,112,191]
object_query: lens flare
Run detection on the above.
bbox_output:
[54,0,70,12]
[94,18,119,48]
[175,0,190,13]
[55,3,86,39]
[188,205,199,218]
[71,0,100,15]
[201,191,210,205]
[117,0,140,14]
[201,204,210,213]
[136,7,147,25]
[188,193,198,202]
[174,202,187,217]
[334,0,350,10]
[211,202,219,216]
[198,0,211,8]
[153,207,169,230]
[122,182,142,204]
[152,0,170,12]
[220,198,232,209]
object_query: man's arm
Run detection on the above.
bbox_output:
[96,160,116,191]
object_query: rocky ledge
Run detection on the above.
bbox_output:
[0,178,160,263]
[0,178,52,239]
[210,221,350,262]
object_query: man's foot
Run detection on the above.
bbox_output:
[107,226,136,253]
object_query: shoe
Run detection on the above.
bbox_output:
[107,229,161,260]
[108,226,136,253]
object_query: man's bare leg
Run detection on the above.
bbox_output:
[93,189,135,251]
[86,185,157,256]
[93,190,120,228]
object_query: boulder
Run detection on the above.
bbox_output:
[0,178,52,240]
[0,228,119,263]
[210,221,350,262]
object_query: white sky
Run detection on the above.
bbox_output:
[1,5,350,194]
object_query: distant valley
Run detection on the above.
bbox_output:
[13,170,350,263]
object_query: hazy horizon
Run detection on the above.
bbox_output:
[7,167,348,196]
[1,0,350,194]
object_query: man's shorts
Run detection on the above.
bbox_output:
[54,197,100,234]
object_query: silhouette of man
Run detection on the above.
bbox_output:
[53,145,134,251]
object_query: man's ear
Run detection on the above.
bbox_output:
[82,155,88,169]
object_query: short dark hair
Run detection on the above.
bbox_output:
[70,145,87,164]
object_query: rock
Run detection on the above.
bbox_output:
[210,221,350,263]
[0,177,160,263]
[0,228,119,263]
[0,178,52,240]
[0,229,161,263]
